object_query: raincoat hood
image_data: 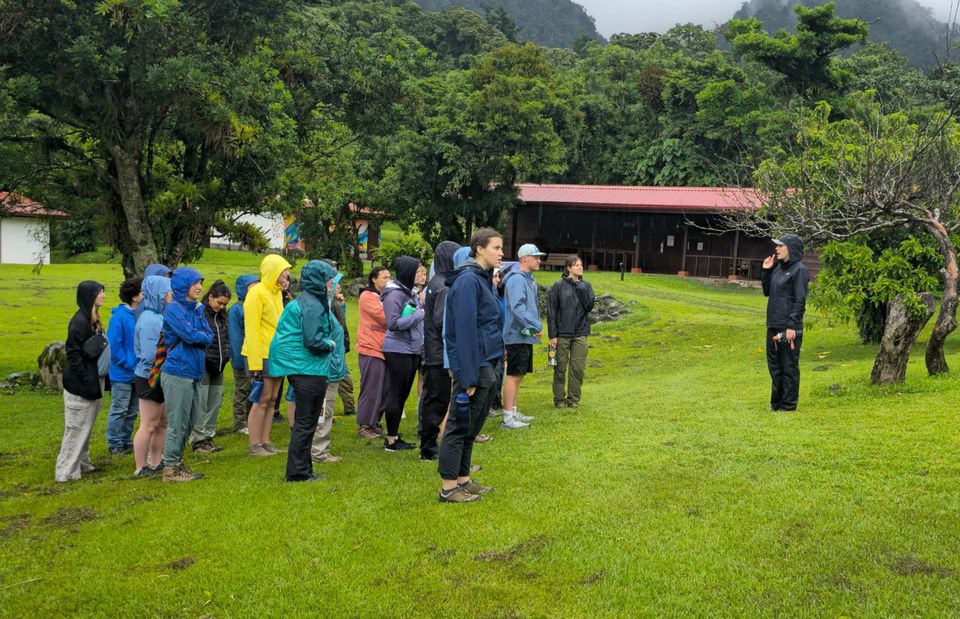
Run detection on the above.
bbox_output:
[777,234,805,265]
[433,241,461,277]
[76,280,104,313]
[260,254,292,295]
[452,246,471,269]
[171,267,204,302]
[141,276,172,314]
[144,263,172,278]
[392,256,420,290]
[235,274,259,302]
[300,260,341,300]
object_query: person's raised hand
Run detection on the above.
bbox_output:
[762,254,776,269]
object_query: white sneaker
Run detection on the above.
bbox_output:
[239,426,249,435]
[513,409,535,423]
[501,414,530,430]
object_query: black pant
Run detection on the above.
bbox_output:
[766,328,802,411]
[438,364,500,481]
[286,375,327,481]
[419,365,451,458]
[383,352,420,437]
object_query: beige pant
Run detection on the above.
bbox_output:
[55,390,102,482]
[310,381,339,459]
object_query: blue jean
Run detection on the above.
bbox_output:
[106,381,139,449]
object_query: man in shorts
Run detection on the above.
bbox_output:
[500,243,546,430]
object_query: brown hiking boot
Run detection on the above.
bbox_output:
[249,443,274,457]
[460,480,494,495]
[438,486,481,503]
[312,454,343,463]
[163,463,203,483]
[358,426,380,440]
[474,434,493,443]
[262,442,285,454]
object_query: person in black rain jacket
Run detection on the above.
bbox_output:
[761,233,809,411]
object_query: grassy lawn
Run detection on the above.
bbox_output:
[2,251,960,617]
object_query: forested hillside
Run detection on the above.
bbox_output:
[732,0,956,68]
[412,0,602,48]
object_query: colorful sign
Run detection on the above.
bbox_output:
[284,216,303,251]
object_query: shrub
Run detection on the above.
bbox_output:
[374,233,432,268]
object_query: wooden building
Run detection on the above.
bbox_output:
[505,184,811,280]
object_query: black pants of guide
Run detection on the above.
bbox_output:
[383,352,420,437]
[286,375,328,481]
[419,365,451,459]
[438,364,501,481]
[766,328,802,411]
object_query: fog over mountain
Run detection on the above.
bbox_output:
[576,0,955,36]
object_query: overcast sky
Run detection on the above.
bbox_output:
[576,0,957,36]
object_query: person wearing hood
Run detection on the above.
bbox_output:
[134,264,172,321]
[228,274,258,433]
[188,280,232,453]
[501,244,546,430]
[269,260,337,482]
[160,267,214,482]
[356,266,391,440]
[762,234,810,412]
[243,254,292,456]
[132,276,172,477]
[418,241,460,461]
[55,280,107,482]
[437,228,503,503]
[105,277,143,455]
[310,267,348,464]
[380,255,426,451]
[547,255,595,409]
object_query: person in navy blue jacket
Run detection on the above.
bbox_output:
[160,267,213,482]
[105,277,142,454]
[437,228,504,503]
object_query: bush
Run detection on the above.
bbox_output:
[51,219,98,257]
[217,219,270,253]
[374,233,432,268]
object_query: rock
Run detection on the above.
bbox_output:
[7,372,41,386]
[37,341,66,392]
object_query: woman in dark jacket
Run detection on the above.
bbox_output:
[547,255,595,409]
[189,280,231,453]
[56,280,107,482]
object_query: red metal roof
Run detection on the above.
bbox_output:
[0,192,68,218]
[518,184,762,213]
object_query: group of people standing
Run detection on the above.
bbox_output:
[52,227,599,502]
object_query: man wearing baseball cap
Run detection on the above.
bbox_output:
[761,233,809,411]
[500,243,546,429]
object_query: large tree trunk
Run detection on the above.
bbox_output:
[109,142,159,277]
[924,222,959,375]
[872,292,935,385]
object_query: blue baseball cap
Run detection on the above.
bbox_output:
[517,243,546,258]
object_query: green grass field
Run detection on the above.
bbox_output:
[2,250,960,617]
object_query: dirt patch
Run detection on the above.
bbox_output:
[424,544,458,565]
[34,485,69,497]
[812,365,830,372]
[129,495,156,505]
[662,441,676,447]
[579,569,607,585]
[890,555,955,577]
[827,384,844,392]
[686,506,702,517]
[0,513,31,538]
[474,536,549,563]
[600,335,622,343]
[41,506,97,527]
[163,557,196,571]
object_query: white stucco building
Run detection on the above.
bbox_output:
[0,193,65,265]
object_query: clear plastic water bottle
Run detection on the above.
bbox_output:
[548,346,557,367]
[455,391,471,421]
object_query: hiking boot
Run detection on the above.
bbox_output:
[501,416,530,430]
[192,440,223,453]
[249,443,274,457]
[163,463,203,482]
[272,414,285,424]
[262,442,285,454]
[312,454,343,463]
[358,426,380,440]
[565,402,579,409]
[460,480,494,495]
[343,409,356,416]
[373,423,386,436]
[555,401,568,409]
[287,471,325,483]
[384,437,415,452]
[474,434,493,443]
[420,452,439,462]
[439,486,481,503]
[109,446,132,456]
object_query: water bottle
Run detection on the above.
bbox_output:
[548,346,557,367]
[248,379,264,404]
[455,391,471,421]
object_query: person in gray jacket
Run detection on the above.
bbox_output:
[547,255,595,409]
[380,256,425,451]
[501,243,545,429]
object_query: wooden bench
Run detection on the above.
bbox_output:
[542,255,568,271]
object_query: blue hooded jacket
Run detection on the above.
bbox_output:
[107,303,137,383]
[444,257,504,389]
[135,276,171,379]
[161,267,213,380]
[227,273,259,370]
[135,264,173,321]
[502,267,543,345]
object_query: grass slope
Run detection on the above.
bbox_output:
[2,254,960,617]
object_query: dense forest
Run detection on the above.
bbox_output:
[732,0,957,68]
[412,0,602,48]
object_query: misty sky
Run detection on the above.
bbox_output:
[576,0,956,36]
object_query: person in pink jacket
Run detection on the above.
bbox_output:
[355,266,390,440]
